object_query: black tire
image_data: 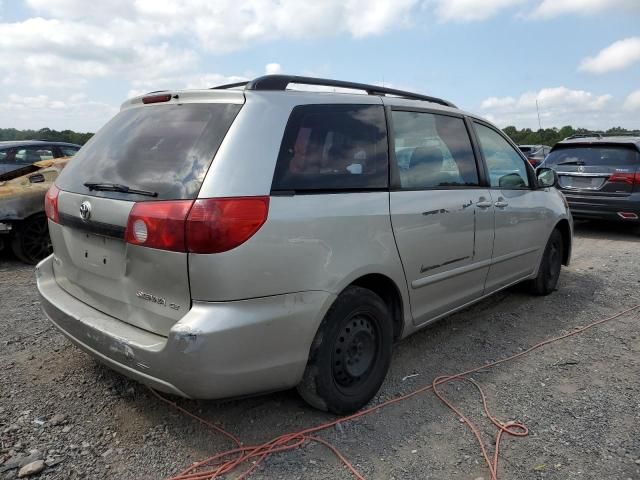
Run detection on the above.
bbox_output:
[11,213,52,265]
[297,286,393,414]
[528,228,563,296]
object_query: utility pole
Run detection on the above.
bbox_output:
[536,98,544,147]
[536,99,543,131]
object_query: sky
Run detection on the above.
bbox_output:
[0,0,639,133]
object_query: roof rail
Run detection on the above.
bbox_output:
[565,131,640,140]
[565,133,603,140]
[211,75,456,108]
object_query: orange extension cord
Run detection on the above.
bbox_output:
[149,303,640,480]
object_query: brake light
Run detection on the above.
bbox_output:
[142,93,172,104]
[125,200,193,252]
[186,197,269,253]
[124,197,269,253]
[609,172,640,185]
[44,184,60,223]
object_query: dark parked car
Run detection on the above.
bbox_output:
[519,144,550,167]
[0,140,80,176]
[541,134,640,224]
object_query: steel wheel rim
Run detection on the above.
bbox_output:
[546,239,561,283]
[332,313,378,390]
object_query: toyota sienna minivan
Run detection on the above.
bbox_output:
[36,75,572,414]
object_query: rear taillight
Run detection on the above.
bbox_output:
[125,200,193,252]
[186,197,269,254]
[124,197,269,253]
[608,172,640,185]
[44,184,60,223]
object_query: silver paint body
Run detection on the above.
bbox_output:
[36,88,572,399]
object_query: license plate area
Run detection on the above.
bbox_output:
[64,229,126,278]
[560,175,605,190]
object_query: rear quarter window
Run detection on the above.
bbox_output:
[56,103,242,200]
[272,104,388,192]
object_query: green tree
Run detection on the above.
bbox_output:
[0,128,93,145]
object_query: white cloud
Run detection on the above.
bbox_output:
[433,0,525,22]
[624,90,640,111]
[579,37,640,74]
[265,63,282,75]
[477,86,623,129]
[0,1,418,91]
[481,96,516,109]
[530,0,640,19]
[0,93,117,131]
[0,17,197,88]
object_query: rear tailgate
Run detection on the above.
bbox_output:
[545,144,640,195]
[50,93,243,336]
[51,192,190,335]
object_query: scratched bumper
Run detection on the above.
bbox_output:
[36,255,334,399]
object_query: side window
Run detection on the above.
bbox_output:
[60,146,80,157]
[14,146,55,164]
[391,111,479,189]
[0,149,8,163]
[272,104,388,191]
[474,123,530,188]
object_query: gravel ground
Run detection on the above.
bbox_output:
[1,221,639,480]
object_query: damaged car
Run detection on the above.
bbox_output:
[0,157,70,263]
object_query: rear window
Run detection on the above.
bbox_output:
[519,146,534,154]
[272,104,388,192]
[60,146,80,157]
[56,103,242,200]
[545,145,639,167]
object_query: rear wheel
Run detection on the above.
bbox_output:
[297,286,393,414]
[529,228,563,296]
[11,213,52,264]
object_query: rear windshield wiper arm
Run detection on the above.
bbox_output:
[83,182,158,197]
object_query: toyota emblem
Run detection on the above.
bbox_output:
[79,201,92,221]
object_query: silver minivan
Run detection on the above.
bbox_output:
[36,75,572,414]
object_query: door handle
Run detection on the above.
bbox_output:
[476,200,493,209]
[494,199,509,208]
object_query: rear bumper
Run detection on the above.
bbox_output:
[563,192,640,222]
[36,255,334,399]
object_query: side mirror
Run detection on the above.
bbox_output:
[536,167,558,188]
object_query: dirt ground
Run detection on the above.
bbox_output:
[1,221,639,480]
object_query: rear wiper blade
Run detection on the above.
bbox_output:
[555,160,586,166]
[83,182,158,197]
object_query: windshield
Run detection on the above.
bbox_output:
[544,145,639,167]
[56,103,242,200]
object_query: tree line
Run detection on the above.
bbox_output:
[502,126,640,147]
[2,125,639,149]
[0,127,94,145]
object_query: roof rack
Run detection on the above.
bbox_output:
[565,133,603,140]
[211,75,456,108]
[565,132,640,140]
